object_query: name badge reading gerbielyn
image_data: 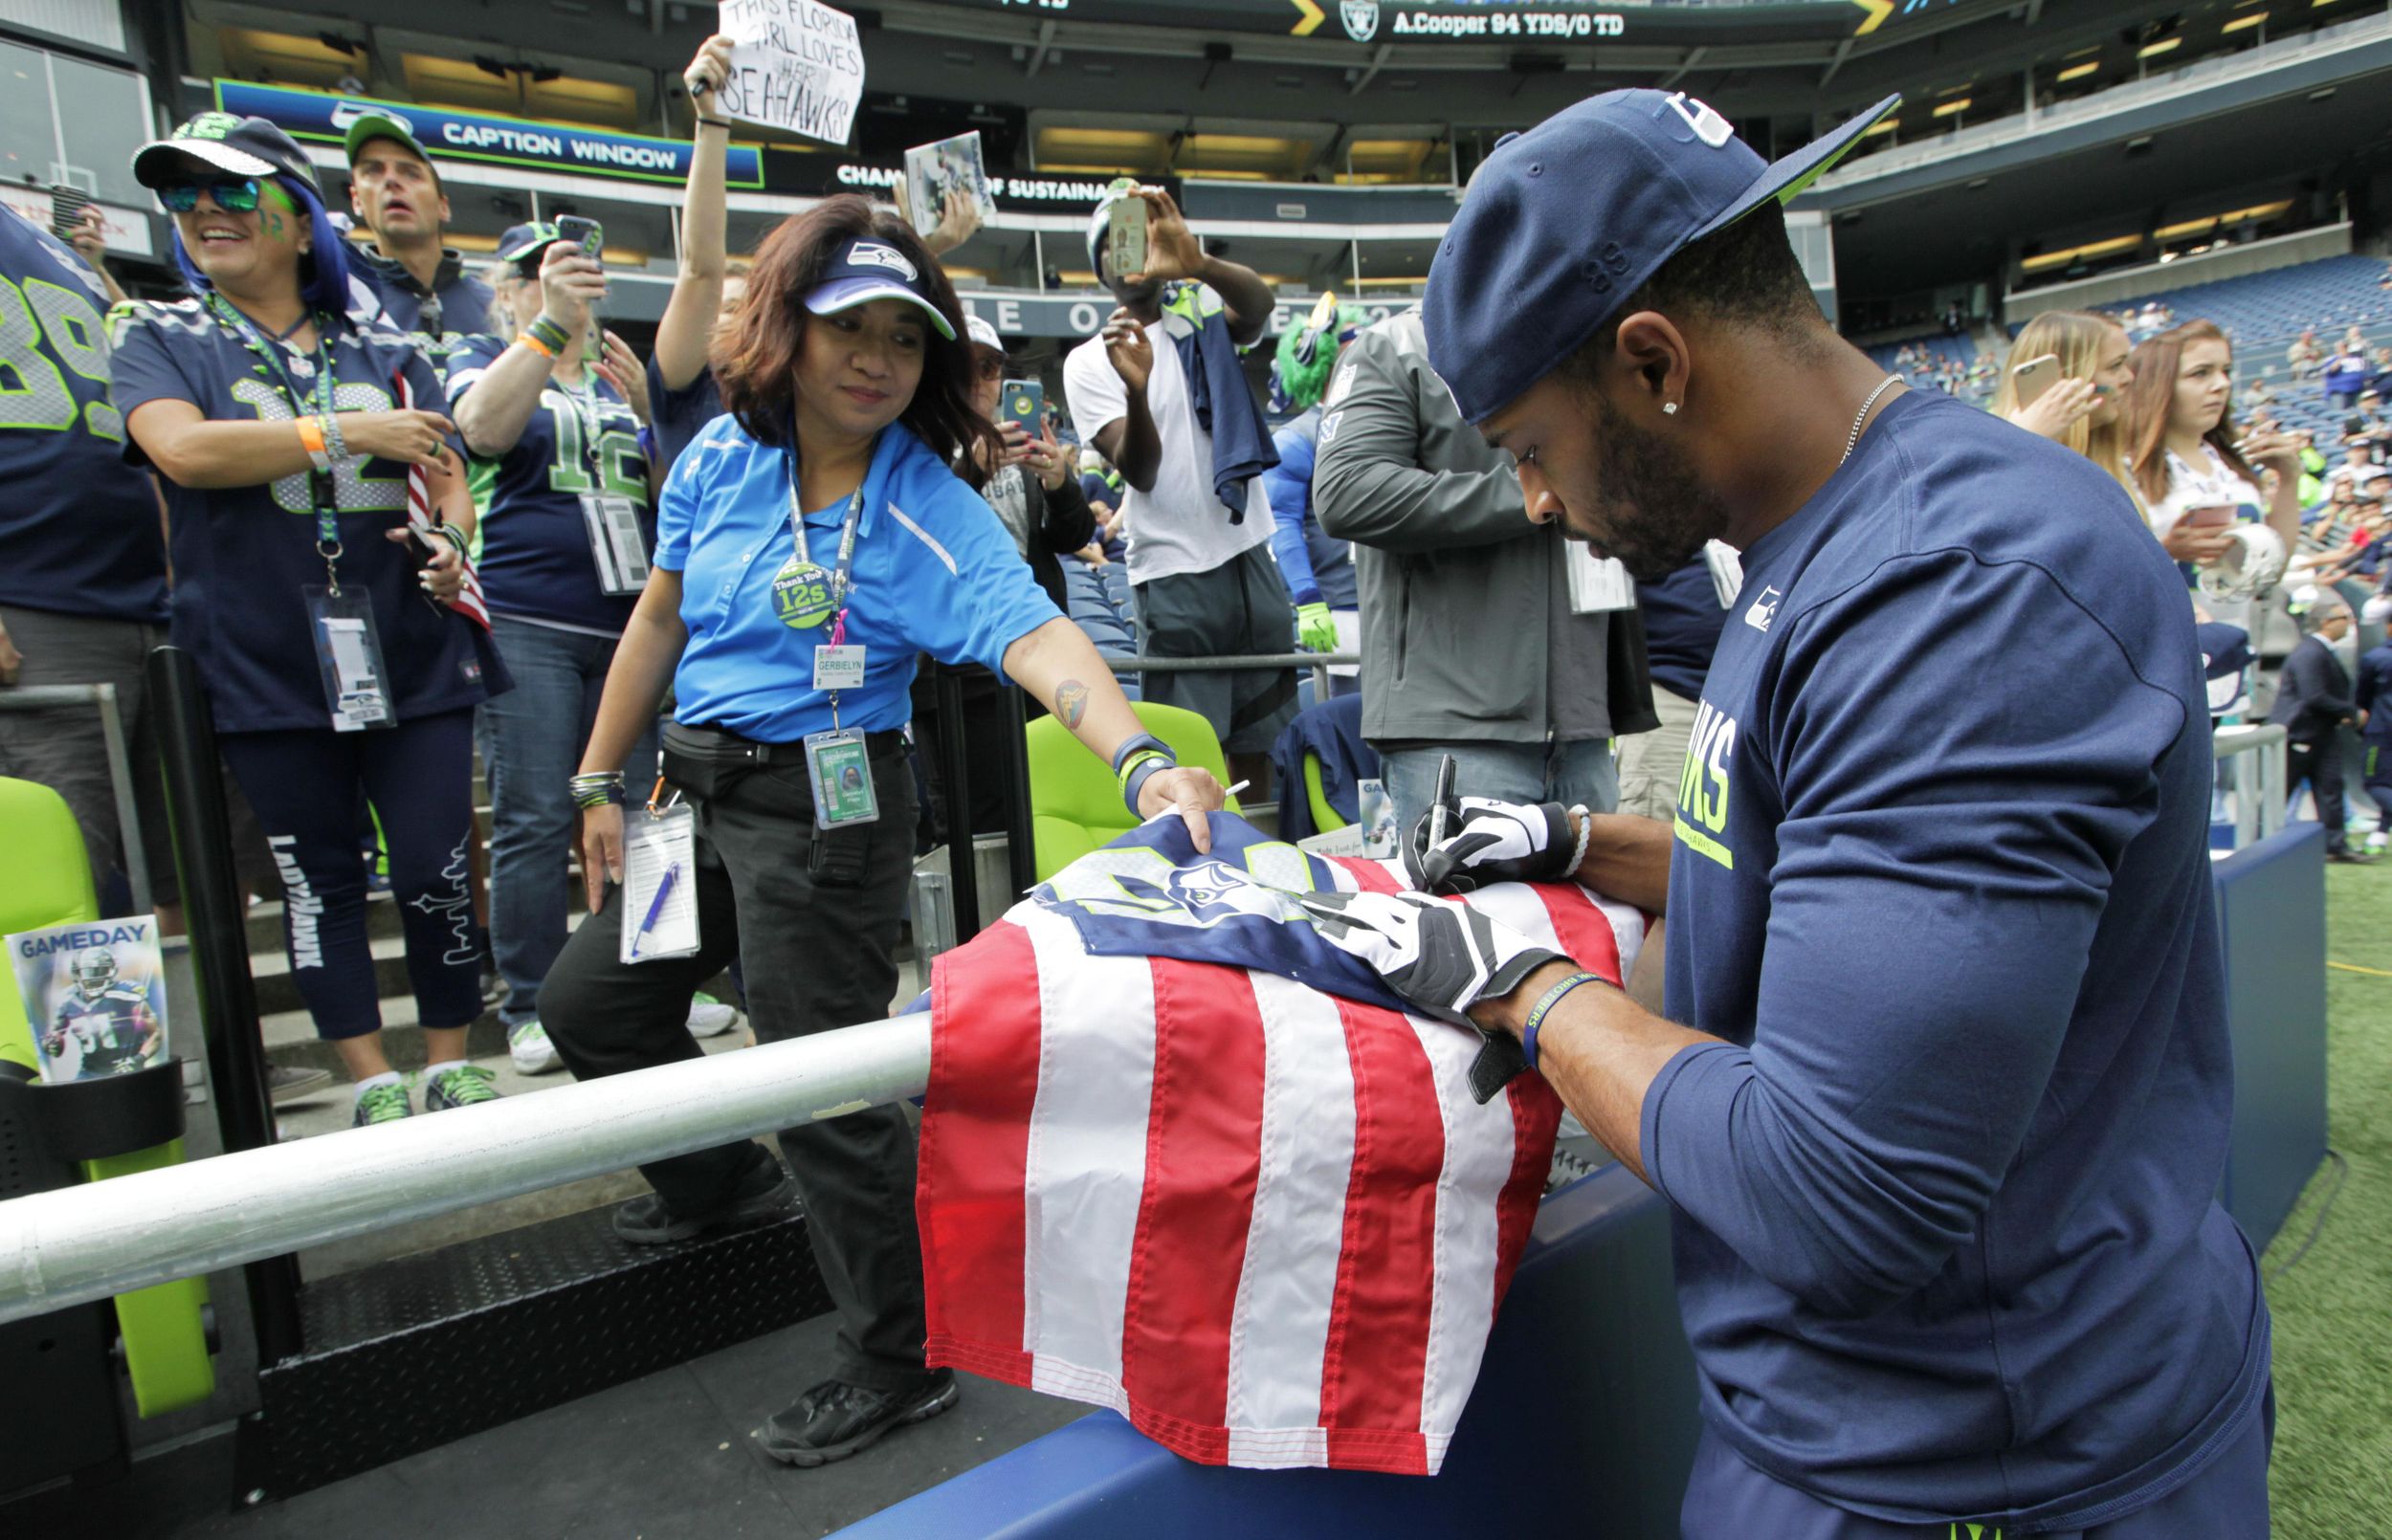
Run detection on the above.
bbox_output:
[812,645,866,693]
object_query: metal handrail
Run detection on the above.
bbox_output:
[2212,722,2289,850]
[0,681,151,913]
[0,1016,932,1328]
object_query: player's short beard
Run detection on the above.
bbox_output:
[1564,388,1734,583]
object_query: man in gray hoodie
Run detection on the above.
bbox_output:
[1315,307,1653,830]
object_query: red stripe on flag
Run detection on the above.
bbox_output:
[1116,958,1268,1465]
[919,919,1040,1382]
[1492,1076,1563,1310]
[1330,856,1403,895]
[1530,882,1625,987]
[1316,994,1439,1476]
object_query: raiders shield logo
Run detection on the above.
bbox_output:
[1340,0,1381,42]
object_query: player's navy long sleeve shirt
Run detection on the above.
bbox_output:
[1651,391,2266,1530]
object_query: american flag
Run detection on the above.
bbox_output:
[918,817,1647,1476]
[393,366,490,630]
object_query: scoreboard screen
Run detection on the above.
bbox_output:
[972,0,1960,43]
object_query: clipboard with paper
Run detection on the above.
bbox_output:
[620,803,700,964]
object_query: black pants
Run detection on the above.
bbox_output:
[2288,735,2348,852]
[540,737,928,1392]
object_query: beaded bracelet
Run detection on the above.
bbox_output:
[1519,970,1602,1072]
[569,771,626,810]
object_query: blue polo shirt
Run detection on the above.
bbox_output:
[0,208,167,625]
[1650,391,2265,1529]
[656,414,1061,742]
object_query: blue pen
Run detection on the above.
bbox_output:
[630,860,681,960]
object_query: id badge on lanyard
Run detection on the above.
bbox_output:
[619,801,700,963]
[560,380,650,595]
[777,456,875,825]
[1563,542,1636,613]
[304,584,395,732]
[581,493,650,595]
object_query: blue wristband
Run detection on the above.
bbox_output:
[1519,970,1601,1071]
[1110,731,1171,775]
[1123,752,1174,814]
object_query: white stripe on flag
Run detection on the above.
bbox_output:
[1605,898,1648,986]
[1454,882,1564,956]
[1222,971,1359,1467]
[1405,1007,1521,1467]
[1018,904,1157,1399]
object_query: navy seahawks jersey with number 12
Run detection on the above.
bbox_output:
[445,334,650,635]
[108,301,498,734]
[0,208,167,625]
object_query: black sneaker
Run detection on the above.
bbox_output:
[755,1371,959,1467]
[2327,847,2378,865]
[611,1151,792,1246]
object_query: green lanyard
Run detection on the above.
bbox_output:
[552,368,606,479]
[208,293,343,583]
[784,431,870,726]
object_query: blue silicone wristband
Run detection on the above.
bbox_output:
[1123,752,1175,814]
[1520,970,1601,1072]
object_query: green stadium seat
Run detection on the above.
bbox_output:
[0,776,214,1417]
[1025,704,1243,882]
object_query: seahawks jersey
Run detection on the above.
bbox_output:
[446,335,649,635]
[109,300,498,733]
[49,984,158,1073]
[0,207,167,624]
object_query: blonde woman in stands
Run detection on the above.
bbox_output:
[2125,320,2306,627]
[1996,310,2139,509]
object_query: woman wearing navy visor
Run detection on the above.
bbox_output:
[538,196,1224,1468]
[111,114,506,1126]
[447,224,733,1076]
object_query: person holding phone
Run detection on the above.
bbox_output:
[1995,311,2139,508]
[111,114,505,1126]
[535,197,1223,1468]
[909,314,1096,841]
[1063,183,1296,794]
[446,224,730,1073]
[2124,321,2304,627]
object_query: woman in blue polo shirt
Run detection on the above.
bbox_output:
[447,223,731,1074]
[537,196,1223,1469]
[111,113,504,1126]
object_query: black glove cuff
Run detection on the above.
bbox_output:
[1529,803,1576,878]
[1484,944,1567,1006]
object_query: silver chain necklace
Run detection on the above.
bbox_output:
[1842,374,1902,466]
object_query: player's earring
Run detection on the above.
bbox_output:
[1662,402,1679,416]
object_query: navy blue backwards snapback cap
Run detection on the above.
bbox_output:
[1424,89,1898,425]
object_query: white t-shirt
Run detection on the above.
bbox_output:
[2145,444,2263,543]
[2148,444,2270,631]
[1064,302,1273,586]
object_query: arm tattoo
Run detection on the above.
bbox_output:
[1056,679,1090,730]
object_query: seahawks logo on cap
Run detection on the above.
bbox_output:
[1666,93,1735,149]
[177,112,244,143]
[849,242,919,282]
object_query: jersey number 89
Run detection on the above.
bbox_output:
[0,275,122,440]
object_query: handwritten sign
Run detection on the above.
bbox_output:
[717,0,866,146]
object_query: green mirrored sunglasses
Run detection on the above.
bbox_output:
[159,178,261,214]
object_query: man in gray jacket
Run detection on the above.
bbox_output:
[1315,307,1654,831]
